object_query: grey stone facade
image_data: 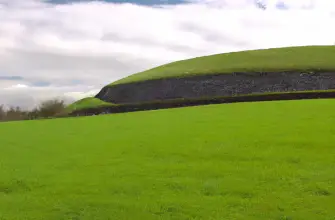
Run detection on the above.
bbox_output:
[95,72,335,104]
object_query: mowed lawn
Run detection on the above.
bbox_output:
[0,99,334,220]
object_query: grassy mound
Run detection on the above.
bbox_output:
[63,46,335,113]
[65,97,114,113]
[1,99,334,219]
[110,46,335,85]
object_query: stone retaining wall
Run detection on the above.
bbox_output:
[71,91,335,117]
[95,72,335,104]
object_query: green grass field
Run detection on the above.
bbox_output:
[110,46,335,85]
[1,99,334,220]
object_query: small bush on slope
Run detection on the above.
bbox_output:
[65,97,114,113]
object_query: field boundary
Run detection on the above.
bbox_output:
[67,91,335,117]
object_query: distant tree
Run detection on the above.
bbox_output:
[0,98,67,122]
[0,105,6,121]
[37,98,66,118]
[26,108,40,120]
[5,106,25,121]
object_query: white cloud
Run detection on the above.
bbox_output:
[0,0,334,108]
[7,84,29,89]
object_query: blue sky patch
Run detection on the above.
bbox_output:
[31,81,52,87]
[275,1,288,10]
[0,76,24,81]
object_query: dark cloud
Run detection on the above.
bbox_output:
[47,0,187,6]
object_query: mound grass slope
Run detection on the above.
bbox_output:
[65,97,114,113]
[0,99,334,220]
[110,45,335,85]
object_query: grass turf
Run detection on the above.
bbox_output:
[0,99,335,220]
[110,45,335,85]
[65,97,114,113]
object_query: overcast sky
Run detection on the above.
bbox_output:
[0,0,334,109]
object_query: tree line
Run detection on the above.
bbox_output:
[0,99,66,122]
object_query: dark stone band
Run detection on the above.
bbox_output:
[96,72,335,104]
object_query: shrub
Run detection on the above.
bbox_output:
[0,98,66,122]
